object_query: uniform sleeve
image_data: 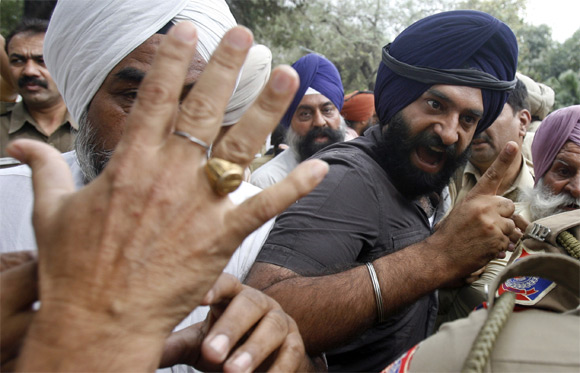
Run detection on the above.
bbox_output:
[256,152,381,275]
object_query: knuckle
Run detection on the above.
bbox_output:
[217,136,254,165]
[137,81,177,105]
[179,93,221,128]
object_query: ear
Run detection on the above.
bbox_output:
[517,109,531,138]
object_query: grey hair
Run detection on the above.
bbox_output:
[75,110,114,183]
[520,178,580,221]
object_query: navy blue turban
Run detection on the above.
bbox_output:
[281,54,344,128]
[374,10,518,135]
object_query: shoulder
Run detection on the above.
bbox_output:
[250,149,298,189]
[0,101,17,116]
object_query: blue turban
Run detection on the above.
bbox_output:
[281,54,344,128]
[374,10,518,135]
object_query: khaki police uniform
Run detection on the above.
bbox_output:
[383,210,580,372]
[437,158,535,327]
[0,101,77,167]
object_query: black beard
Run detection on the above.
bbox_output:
[381,112,471,199]
[296,126,344,161]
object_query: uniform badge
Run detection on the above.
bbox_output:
[381,343,419,373]
[496,247,556,305]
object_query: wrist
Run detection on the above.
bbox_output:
[18,301,167,371]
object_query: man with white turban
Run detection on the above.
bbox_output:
[0,0,320,371]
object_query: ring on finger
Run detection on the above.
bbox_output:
[205,158,244,196]
[173,130,210,152]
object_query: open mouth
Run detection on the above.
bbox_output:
[314,135,329,143]
[413,145,446,173]
[561,203,580,211]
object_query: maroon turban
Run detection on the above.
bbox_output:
[341,91,375,122]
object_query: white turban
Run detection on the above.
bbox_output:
[223,44,272,126]
[45,0,236,124]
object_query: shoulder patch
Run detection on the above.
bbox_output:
[381,343,420,373]
[496,246,556,305]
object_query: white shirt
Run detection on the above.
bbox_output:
[249,148,299,189]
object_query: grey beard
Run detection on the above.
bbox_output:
[520,178,580,221]
[75,111,114,184]
[285,117,347,161]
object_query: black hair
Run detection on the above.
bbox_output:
[5,18,49,54]
[506,79,530,114]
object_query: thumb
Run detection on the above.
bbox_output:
[7,140,75,220]
[469,141,518,196]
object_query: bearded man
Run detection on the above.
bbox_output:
[519,105,580,221]
[245,10,521,371]
[250,53,345,189]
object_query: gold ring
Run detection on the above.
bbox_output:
[204,158,244,196]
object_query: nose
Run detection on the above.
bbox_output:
[312,110,327,128]
[564,173,580,199]
[22,59,41,77]
[432,114,459,146]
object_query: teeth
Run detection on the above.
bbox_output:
[429,145,444,153]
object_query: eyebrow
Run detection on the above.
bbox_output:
[9,53,43,60]
[114,67,196,96]
[427,88,484,118]
[114,67,146,83]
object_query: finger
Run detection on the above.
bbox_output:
[0,261,38,313]
[512,213,530,232]
[257,324,305,373]
[221,159,328,248]
[159,324,204,368]
[222,309,294,373]
[201,287,281,364]
[119,22,199,150]
[202,273,243,305]
[6,140,74,221]
[469,141,518,196]
[0,251,35,272]
[174,26,253,151]
[0,310,35,363]
[212,65,300,166]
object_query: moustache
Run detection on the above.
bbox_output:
[410,131,458,159]
[18,76,48,89]
[472,133,492,144]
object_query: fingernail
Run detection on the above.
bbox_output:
[271,70,293,93]
[505,142,516,155]
[171,22,197,44]
[508,243,515,251]
[225,28,252,50]
[310,160,329,181]
[229,352,252,373]
[208,334,229,360]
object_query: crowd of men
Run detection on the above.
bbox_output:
[0,0,578,372]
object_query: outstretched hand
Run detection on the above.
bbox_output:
[9,23,328,371]
[432,141,522,277]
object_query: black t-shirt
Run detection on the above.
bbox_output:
[256,125,440,372]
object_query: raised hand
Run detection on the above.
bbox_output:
[9,23,328,371]
[431,141,522,277]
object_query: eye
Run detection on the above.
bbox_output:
[298,111,312,121]
[322,106,335,116]
[427,99,442,110]
[555,166,572,178]
[35,57,45,66]
[9,57,24,66]
[461,114,478,127]
[122,91,138,102]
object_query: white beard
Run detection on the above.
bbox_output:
[520,178,580,221]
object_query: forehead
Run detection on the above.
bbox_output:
[8,32,44,54]
[552,141,580,166]
[297,94,334,108]
[104,34,206,86]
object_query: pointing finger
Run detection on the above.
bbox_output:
[469,141,518,197]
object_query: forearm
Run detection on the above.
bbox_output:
[255,241,454,355]
[17,303,167,372]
